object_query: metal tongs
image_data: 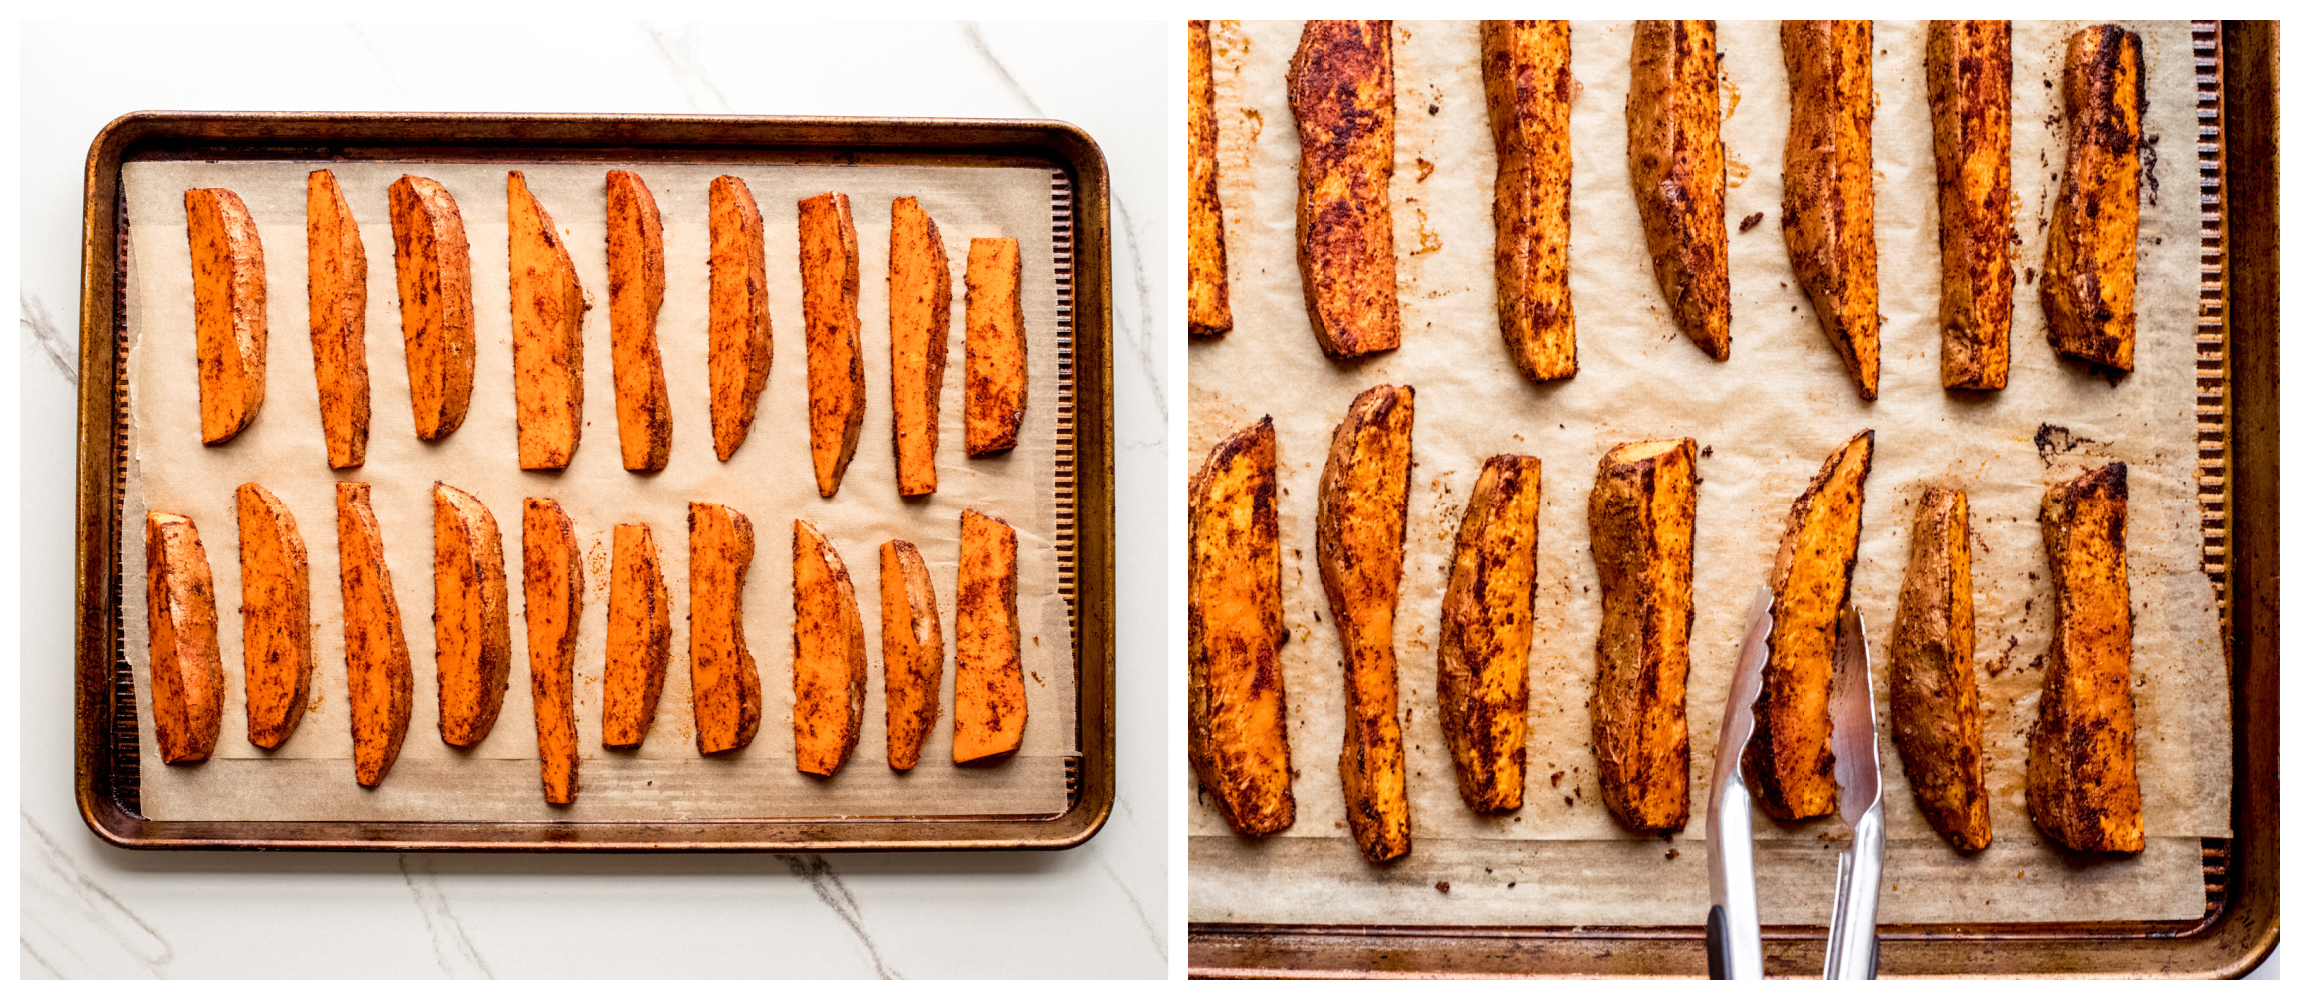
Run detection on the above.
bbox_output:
[1706,591,1885,980]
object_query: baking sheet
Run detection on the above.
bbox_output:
[122,159,1076,822]
[1189,20,2227,925]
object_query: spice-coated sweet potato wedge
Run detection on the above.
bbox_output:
[1781,20,1880,400]
[709,175,773,461]
[1627,21,1730,360]
[509,171,589,470]
[964,237,1028,457]
[1744,430,1874,820]
[387,175,475,441]
[2029,463,2143,852]
[524,499,583,805]
[185,187,268,445]
[607,170,671,472]
[237,484,312,750]
[432,482,511,748]
[306,170,369,468]
[1318,384,1415,862]
[1188,20,1233,339]
[2041,25,2145,375]
[880,539,943,771]
[689,502,762,754]
[1289,20,1400,360]
[1888,486,1991,851]
[337,483,413,786]
[1926,21,2014,391]
[1481,20,1576,382]
[890,197,952,495]
[794,521,868,777]
[1187,417,1295,836]
[146,512,224,763]
[800,192,865,496]
[1588,439,1699,833]
[955,509,1026,764]
[604,524,671,749]
[1438,454,1540,815]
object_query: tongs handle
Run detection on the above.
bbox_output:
[1824,807,1885,979]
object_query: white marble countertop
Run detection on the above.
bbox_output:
[20,20,1169,979]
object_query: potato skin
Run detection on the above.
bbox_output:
[879,540,943,771]
[1926,21,2014,391]
[1888,486,1991,851]
[1438,454,1540,815]
[433,483,511,748]
[955,509,1027,764]
[607,169,671,472]
[1317,384,1415,862]
[337,483,413,787]
[1627,21,1729,360]
[523,499,584,805]
[688,502,762,755]
[964,237,1028,457]
[709,175,774,461]
[147,512,225,764]
[1188,417,1295,837]
[889,197,952,495]
[387,175,475,441]
[793,520,868,777]
[1289,20,1401,360]
[306,169,370,468]
[1588,439,1699,833]
[1188,19,1234,338]
[800,192,866,496]
[2028,463,2143,853]
[2041,25,2145,374]
[1780,20,1880,400]
[1480,20,1576,382]
[238,484,313,750]
[184,187,268,445]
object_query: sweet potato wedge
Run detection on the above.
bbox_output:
[1589,439,1700,833]
[1289,20,1401,360]
[2041,25,2145,374]
[1926,21,2014,391]
[306,170,369,468]
[1317,384,1415,862]
[1187,417,1295,837]
[387,175,475,441]
[607,169,671,472]
[955,509,1026,764]
[1481,20,1576,382]
[964,237,1028,457]
[2029,463,2142,852]
[523,499,583,805]
[794,521,868,777]
[1888,486,1991,851]
[1188,19,1234,339]
[880,539,943,771]
[709,175,774,461]
[689,502,762,754]
[184,187,268,445]
[800,192,865,496]
[337,482,413,786]
[237,484,312,750]
[604,524,671,749]
[1438,454,1541,815]
[1627,20,1731,360]
[432,482,511,748]
[1744,430,1875,820]
[509,170,588,470]
[890,196,952,495]
[146,512,224,763]
[1781,20,1880,400]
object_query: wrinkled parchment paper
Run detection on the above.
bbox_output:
[1190,20,2226,925]
[123,159,1075,821]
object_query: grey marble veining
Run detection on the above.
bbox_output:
[21,814,173,979]
[21,294,75,384]
[778,854,901,979]
[639,22,733,114]
[400,857,494,979]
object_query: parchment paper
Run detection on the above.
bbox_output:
[1189,20,2227,925]
[123,159,1076,822]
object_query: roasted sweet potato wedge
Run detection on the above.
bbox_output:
[1589,439,1699,833]
[1318,384,1415,862]
[1781,20,1880,400]
[794,521,868,777]
[800,192,865,496]
[524,499,583,805]
[880,539,943,771]
[388,175,475,441]
[605,524,672,749]
[964,237,1028,457]
[689,502,762,754]
[1744,430,1874,820]
[147,512,224,763]
[337,482,412,786]
[237,484,312,750]
[1188,19,1234,339]
[509,170,588,470]
[607,170,671,472]
[890,196,952,495]
[185,187,268,445]
[2041,25,2144,374]
[709,175,773,461]
[1289,20,1400,360]
[1188,417,1295,836]
[306,169,369,468]
[1481,20,1576,382]
[1627,21,1730,360]
[2029,463,2142,852]
[1889,486,1991,851]
[1438,454,1540,815]
[432,482,511,748]
[955,509,1026,764]
[1926,21,2014,391]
